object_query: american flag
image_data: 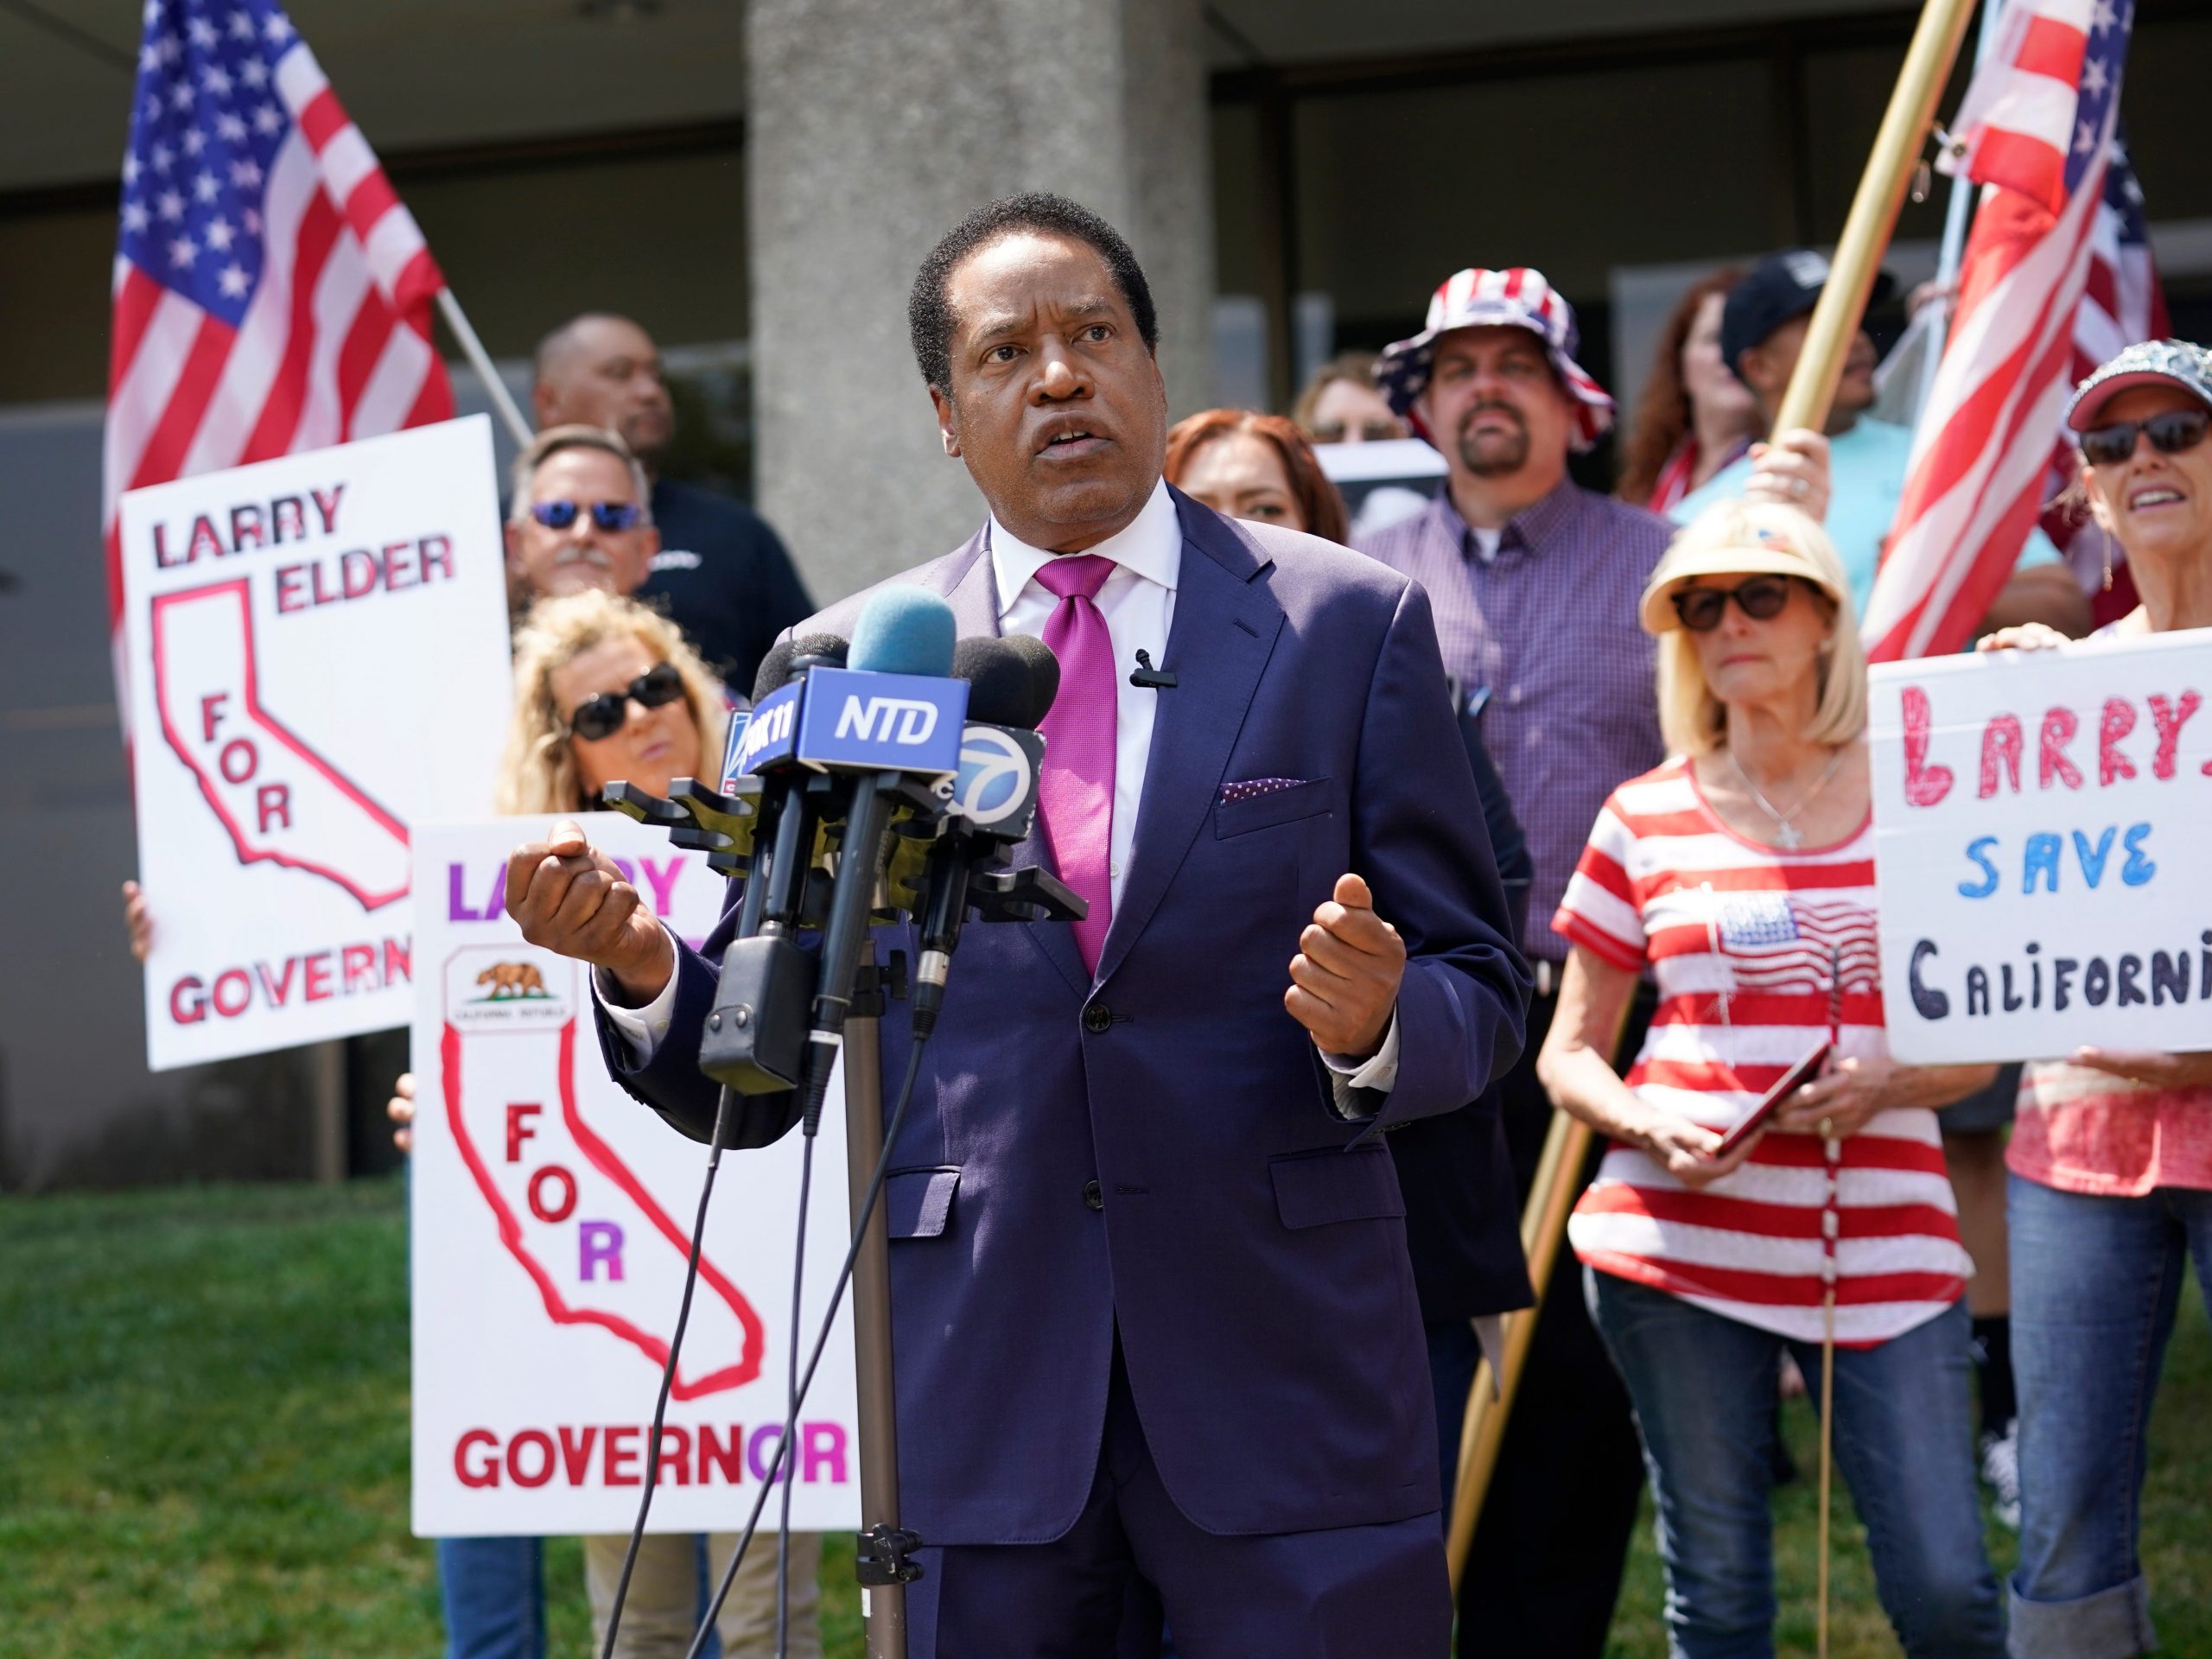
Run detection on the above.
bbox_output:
[1862,0,2136,663]
[2042,130,2171,617]
[1714,894,1881,997]
[104,0,453,701]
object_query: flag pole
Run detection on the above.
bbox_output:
[1445,1107,1591,1590]
[1445,991,1634,1592]
[1773,0,1980,439]
[1916,0,2005,415]
[435,287,535,448]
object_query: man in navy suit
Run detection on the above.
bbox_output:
[505,194,1527,1656]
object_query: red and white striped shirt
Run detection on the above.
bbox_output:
[1553,757,1971,1346]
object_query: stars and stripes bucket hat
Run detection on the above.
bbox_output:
[1375,266,1616,452]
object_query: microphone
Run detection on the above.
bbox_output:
[601,632,852,884]
[791,587,966,1128]
[692,631,858,1097]
[886,634,1084,1034]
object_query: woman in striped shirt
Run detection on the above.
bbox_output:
[1539,500,2005,1658]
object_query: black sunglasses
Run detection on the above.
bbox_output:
[1670,574,1797,632]
[567,662,685,741]
[530,499,645,532]
[2080,407,2210,467]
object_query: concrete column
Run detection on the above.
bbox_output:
[747,0,1215,604]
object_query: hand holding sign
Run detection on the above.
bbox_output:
[2069,1046,2212,1089]
[504,820,675,1004]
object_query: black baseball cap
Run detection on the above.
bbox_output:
[1721,250,1897,380]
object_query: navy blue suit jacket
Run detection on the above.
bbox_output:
[599,489,1529,1545]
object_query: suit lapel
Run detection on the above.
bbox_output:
[949,524,1091,995]
[1094,493,1283,987]
[941,527,1000,640]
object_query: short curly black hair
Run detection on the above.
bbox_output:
[907,193,1160,397]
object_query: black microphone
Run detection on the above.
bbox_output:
[786,588,964,1131]
[890,634,1083,1035]
[692,632,854,1096]
[734,632,851,942]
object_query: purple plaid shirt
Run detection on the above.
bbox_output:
[1357,481,1670,963]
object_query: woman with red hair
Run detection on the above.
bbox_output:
[1618,267,1760,512]
[1164,409,1351,544]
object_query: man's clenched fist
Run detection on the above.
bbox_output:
[504,820,674,1004]
[1285,872,1405,1060]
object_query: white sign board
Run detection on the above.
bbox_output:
[118,417,512,1070]
[1869,630,2212,1064]
[1314,436,1444,543]
[409,815,860,1537]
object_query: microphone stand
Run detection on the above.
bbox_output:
[606,773,1084,1659]
[842,936,919,1658]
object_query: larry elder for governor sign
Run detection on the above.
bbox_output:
[1870,630,2212,1065]
[118,416,510,1070]
[410,815,860,1536]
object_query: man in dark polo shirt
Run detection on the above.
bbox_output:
[531,312,812,685]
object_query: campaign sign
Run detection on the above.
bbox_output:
[1869,631,2212,1064]
[118,416,511,1070]
[411,815,859,1536]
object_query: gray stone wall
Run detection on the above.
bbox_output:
[746,0,1215,604]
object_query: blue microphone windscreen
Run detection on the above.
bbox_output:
[849,586,957,677]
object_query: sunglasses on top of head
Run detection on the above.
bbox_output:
[1670,574,1797,632]
[567,662,685,741]
[529,499,645,532]
[2080,407,2210,467]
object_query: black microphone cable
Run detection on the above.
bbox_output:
[684,1029,933,1659]
[595,1081,744,1659]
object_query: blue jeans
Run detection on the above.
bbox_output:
[1586,1270,2004,1659]
[2006,1174,2212,1658]
[437,1535,544,1659]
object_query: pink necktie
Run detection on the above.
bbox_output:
[1033,554,1117,976]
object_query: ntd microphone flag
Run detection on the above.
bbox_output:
[798,669,966,773]
[736,670,968,779]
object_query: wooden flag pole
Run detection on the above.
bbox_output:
[1771,0,1980,440]
[1445,986,1637,1592]
[1445,1105,1591,1591]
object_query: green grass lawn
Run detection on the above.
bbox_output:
[1,1176,2205,1656]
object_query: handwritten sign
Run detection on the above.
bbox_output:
[118,417,512,1070]
[1869,629,2212,1064]
[410,814,859,1537]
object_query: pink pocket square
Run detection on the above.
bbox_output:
[1219,778,1309,804]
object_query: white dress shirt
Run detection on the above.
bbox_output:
[601,480,1397,1096]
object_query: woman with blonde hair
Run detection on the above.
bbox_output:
[497,586,729,817]
[490,588,823,1659]
[1539,499,2005,1657]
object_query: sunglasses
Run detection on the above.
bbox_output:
[1670,574,1797,632]
[567,662,685,741]
[2080,407,2210,467]
[530,499,644,532]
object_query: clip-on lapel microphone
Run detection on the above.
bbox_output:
[1129,649,1177,690]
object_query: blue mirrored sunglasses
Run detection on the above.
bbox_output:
[529,499,643,531]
